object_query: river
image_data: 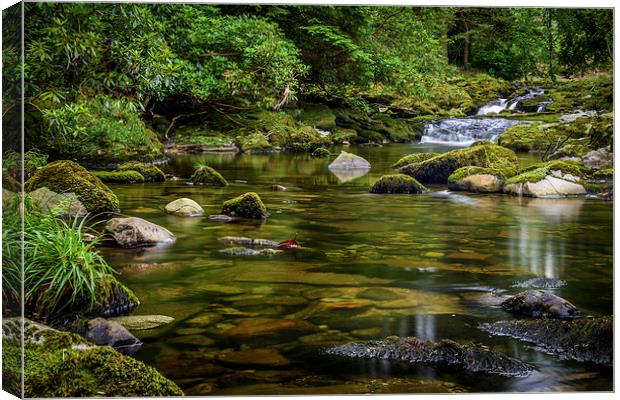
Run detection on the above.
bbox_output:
[99,143,613,394]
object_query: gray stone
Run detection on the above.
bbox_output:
[328,151,371,170]
[84,317,141,351]
[501,290,579,319]
[105,217,176,248]
[29,187,87,218]
[109,315,174,330]
[449,174,504,193]
[165,198,204,217]
[504,175,586,197]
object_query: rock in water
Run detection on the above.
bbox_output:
[503,160,587,197]
[512,277,567,289]
[479,317,612,366]
[105,217,176,248]
[28,187,88,218]
[208,214,233,222]
[118,162,166,182]
[222,192,269,219]
[501,290,579,319]
[328,151,371,170]
[219,247,261,256]
[190,165,228,186]
[326,336,532,376]
[165,198,204,217]
[369,174,427,194]
[447,167,504,193]
[109,315,175,330]
[2,318,183,397]
[218,236,279,248]
[271,184,287,191]
[84,318,141,351]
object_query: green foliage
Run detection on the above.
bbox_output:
[91,170,145,184]
[118,162,166,182]
[2,197,22,314]
[2,149,49,179]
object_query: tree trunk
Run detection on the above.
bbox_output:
[463,20,470,69]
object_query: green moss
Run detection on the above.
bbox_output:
[447,166,494,184]
[369,174,427,194]
[287,126,330,152]
[497,123,555,152]
[25,160,119,214]
[545,75,612,113]
[238,132,273,153]
[190,165,228,186]
[92,170,145,184]
[506,160,586,185]
[297,103,337,130]
[311,147,330,157]
[450,73,514,108]
[222,192,268,219]
[2,171,21,191]
[331,128,358,144]
[593,168,613,180]
[399,143,519,184]
[393,152,439,169]
[3,320,183,397]
[118,162,165,182]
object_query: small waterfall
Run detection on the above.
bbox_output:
[477,87,547,115]
[477,99,508,115]
[420,118,521,146]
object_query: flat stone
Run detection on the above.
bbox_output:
[217,348,291,368]
[109,315,174,330]
[165,198,204,217]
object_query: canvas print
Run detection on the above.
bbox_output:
[1,2,614,397]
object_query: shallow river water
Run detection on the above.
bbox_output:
[100,143,613,394]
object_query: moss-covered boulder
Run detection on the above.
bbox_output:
[501,290,579,319]
[25,160,120,214]
[545,75,612,113]
[311,147,330,158]
[2,318,183,397]
[238,132,274,153]
[497,123,552,152]
[222,192,269,219]
[287,126,330,152]
[480,317,612,366]
[398,143,519,184]
[504,160,587,197]
[118,162,165,182]
[392,152,439,169]
[370,174,427,194]
[592,168,613,180]
[92,170,145,184]
[447,166,504,193]
[190,165,228,186]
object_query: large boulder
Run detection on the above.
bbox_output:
[326,336,532,376]
[480,317,612,366]
[501,290,579,319]
[118,161,166,182]
[369,174,427,194]
[328,151,371,170]
[503,160,587,197]
[91,170,145,184]
[221,192,269,219]
[25,160,120,214]
[398,143,518,184]
[165,198,204,217]
[28,187,88,218]
[105,217,176,248]
[190,165,228,186]
[447,166,504,193]
[83,318,141,351]
[392,152,439,169]
[2,318,183,397]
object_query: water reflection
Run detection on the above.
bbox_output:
[329,168,370,183]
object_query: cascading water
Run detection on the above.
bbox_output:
[420,118,521,146]
[477,87,548,115]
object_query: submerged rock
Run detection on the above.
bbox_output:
[84,318,141,351]
[271,184,287,191]
[28,187,88,218]
[218,236,279,248]
[501,290,579,319]
[219,247,261,256]
[165,198,204,217]
[217,348,291,368]
[105,217,176,248]
[221,318,319,343]
[512,277,567,289]
[326,336,533,376]
[208,214,233,222]
[222,192,269,219]
[369,174,427,194]
[479,317,612,366]
[2,318,183,397]
[109,315,175,330]
[328,151,371,170]
[190,165,228,186]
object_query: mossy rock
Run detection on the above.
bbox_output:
[370,174,427,194]
[2,318,183,397]
[545,75,612,113]
[592,168,613,180]
[222,192,269,219]
[311,147,330,158]
[25,160,120,214]
[297,103,337,130]
[398,143,519,184]
[331,128,358,144]
[448,166,492,184]
[393,152,439,169]
[287,126,330,152]
[190,166,228,186]
[92,170,145,184]
[118,162,165,182]
[505,160,586,185]
[238,132,273,153]
[2,171,21,191]
[497,123,553,152]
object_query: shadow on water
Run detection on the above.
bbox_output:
[99,143,613,394]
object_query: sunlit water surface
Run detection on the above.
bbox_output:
[100,143,613,394]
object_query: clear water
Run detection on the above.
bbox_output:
[100,143,613,395]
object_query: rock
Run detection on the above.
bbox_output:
[84,318,142,351]
[221,192,269,219]
[512,277,567,289]
[582,146,612,169]
[328,151,371,170]
[208,214,233,222]
[219,247,261,256]
[501,290,579,319]
[447,167,504,193]
[271,184,287,191]
[217,348,291,368]
[105,217,176,248]
[218,236,279,248]
[479,317,612,366]
[165,198,204,217]
[25,160,119,213]
[503,160,587,197]
[392,152,439,169]
[2,318,182,397]
[221,318,319,342]
[109,315,174,330]
[28,187,88,218]
[190,165,228,186]
[369,174,427,194]
[118,161,166,182]
[398,143,518,185]
[91,170,145,184]
[312,147,330,157]
[326,336,533,377]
